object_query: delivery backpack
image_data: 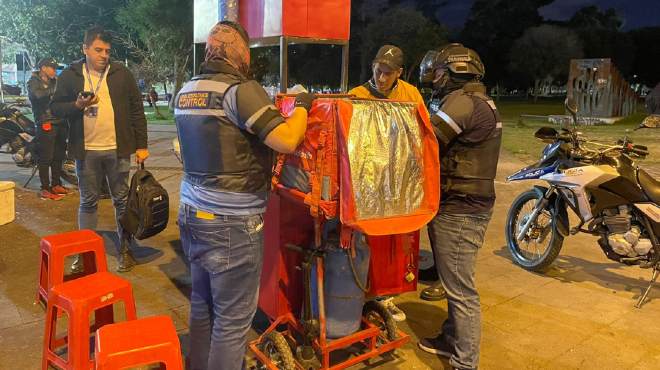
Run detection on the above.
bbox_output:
[120,163,169,240]
[273,96,439,238]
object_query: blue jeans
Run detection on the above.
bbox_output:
[178,204,265,370]
[75,150,130,241]
[428,211,492,370]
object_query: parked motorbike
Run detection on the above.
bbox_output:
[505,98,660,308]
[0,100,78,187]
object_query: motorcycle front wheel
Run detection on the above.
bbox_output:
[506,189,564,272]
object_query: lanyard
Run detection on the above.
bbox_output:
[83,63,109,96]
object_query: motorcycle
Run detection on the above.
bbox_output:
[505,98,660,308]
[0,100,78,187]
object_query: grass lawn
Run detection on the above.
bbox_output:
[496,98,660,170]
[144,104,175,125]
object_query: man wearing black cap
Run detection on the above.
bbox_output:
[349,45,430,322]
[28,58,68,200]
[350,44,426,103]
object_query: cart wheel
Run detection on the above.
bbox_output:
[262,331,296,370]
[363,300,398,342]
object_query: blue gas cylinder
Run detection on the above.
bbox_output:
[324,233,370,338]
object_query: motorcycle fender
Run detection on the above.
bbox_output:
[531,185,548,198]
[532,185,570,237]
[634,203,660,223]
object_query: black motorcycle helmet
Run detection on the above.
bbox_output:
[419,43,485,91]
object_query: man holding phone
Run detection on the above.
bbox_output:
[51,26,149,272]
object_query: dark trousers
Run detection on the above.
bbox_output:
[428,211,492,370]
[36,123,67,190]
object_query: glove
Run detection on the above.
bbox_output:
[294,92,316,112]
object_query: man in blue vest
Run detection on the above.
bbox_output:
[417,44,502,370]
[174,21,314,370]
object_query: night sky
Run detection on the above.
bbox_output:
[434,0,660,30]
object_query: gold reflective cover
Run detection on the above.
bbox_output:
[348,100,424,220]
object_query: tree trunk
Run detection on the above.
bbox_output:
[170,47,191,111]
[533,79,540,103]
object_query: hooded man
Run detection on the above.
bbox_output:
[174,21,315,370]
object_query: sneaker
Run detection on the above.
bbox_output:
[116,251,137,272]
[418,335,453,358]
[51,185,69,195]
[380,297,406,322]
[39,189,64,201]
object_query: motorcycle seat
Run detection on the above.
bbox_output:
[638,169,660,204]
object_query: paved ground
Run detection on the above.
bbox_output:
[1,125,660,369]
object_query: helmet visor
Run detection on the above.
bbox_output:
[419,50,441,86]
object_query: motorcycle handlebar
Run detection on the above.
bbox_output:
[630,147,649,156]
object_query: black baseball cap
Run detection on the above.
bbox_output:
[373,45,404,70]
[37,58,58,69]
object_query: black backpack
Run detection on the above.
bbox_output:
[120,163,169,240]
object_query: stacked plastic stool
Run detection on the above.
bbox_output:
[37,229,108,307]
[42,271,138,369]
[95,315,183,369]
[39,230,184,369]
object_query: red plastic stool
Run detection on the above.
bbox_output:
[95,315,183,370]
[37,229,108,307]
[42,271,137,370]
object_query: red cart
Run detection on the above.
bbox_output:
[249,188,413,370]
[249,96,439,369]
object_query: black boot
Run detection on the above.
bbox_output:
[116,234,137,272]
[420,283,447,301]
[418,266,439,282]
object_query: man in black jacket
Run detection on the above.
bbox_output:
[51,26,149,272]
[417,44,502,370]
[28,58,67,200]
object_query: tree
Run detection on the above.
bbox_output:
[346,0,449,88]
[567,6,634,78]
[568,6,622,30]
[360,6,448,83]
[461,0,553,88]
[116,0,193,109]
[509,25,583,101]
[629,27,660,87]
[0,0,127,64]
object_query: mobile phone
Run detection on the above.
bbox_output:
[79,91,95,98]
